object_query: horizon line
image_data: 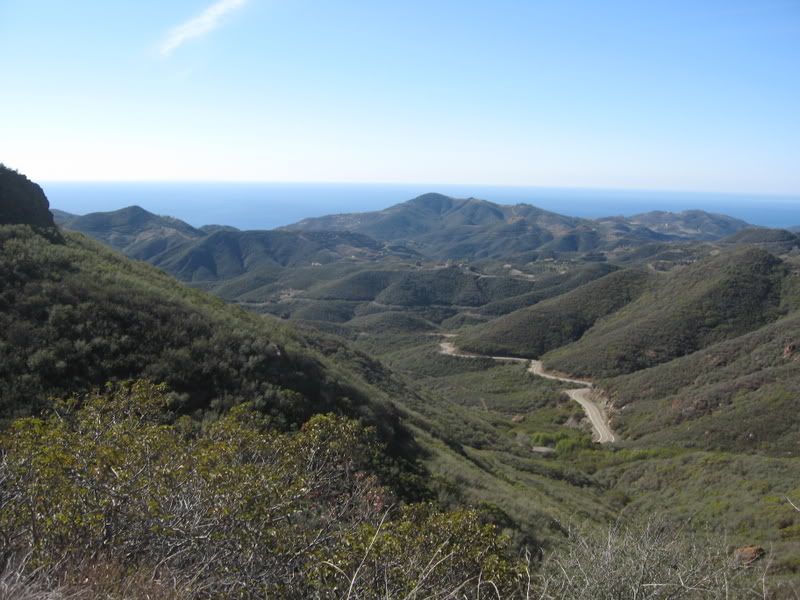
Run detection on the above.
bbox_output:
[37,180,800,201]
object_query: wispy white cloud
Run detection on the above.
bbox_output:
[159,0,248,57]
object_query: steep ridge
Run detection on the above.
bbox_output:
[457,268,652,357]
[601,307,800,454]
[55,205,204,260]
[544,247,788,377]
[0,225,424,458]
[0,170,425,474]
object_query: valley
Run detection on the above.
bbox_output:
[5,1,798,595]
[439,334,615,443]
[3,164,799,594]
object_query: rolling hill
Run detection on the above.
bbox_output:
[51,197,766,335]
[148,228,421,281]
[445,238,800,460]
[54,205,204,260]
[457,268,653,357]
[542,247,789,377]
[608,209,751,240]
[601,307,800,454]
[56,205,423,279]
[0,169,429,477]
[720,227,799,254]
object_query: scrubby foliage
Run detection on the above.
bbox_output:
[0,224,426,482]
[0,381,523,598]
[477,263,619,316]
[544,247,788,377]
[602,309,800,453]
[537,519,773,599]
[3,168,799,597]
[458,269,650,357]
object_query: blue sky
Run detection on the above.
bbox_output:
[1,0,799,194]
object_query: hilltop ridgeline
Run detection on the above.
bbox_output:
[0,168,427,493]
[283,192,753,258]
[56,193,756,272]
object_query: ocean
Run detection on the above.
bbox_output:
[41,182,800,231]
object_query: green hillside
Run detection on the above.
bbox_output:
[150,229,420,281]
[4,168,800,594]
[56,205,423,284]
[0,169,624,553]
[0,223,431,471]
[720,228,799,255]
[723,228,798,245]
[543,247,788,377]
[56,205,204,260]
[458,268,652,357]
[0,171,617,537]
[476,262,619,315]
[601,308,800,454]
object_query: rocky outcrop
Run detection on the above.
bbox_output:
[733,545,765,565]
[0,164,57,229]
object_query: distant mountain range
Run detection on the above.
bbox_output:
[283,193,754,257]
[53,205,422,280]
[55,193,759,271]
[599,209,751,240]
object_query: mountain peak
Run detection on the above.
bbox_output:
[405,193,458,213]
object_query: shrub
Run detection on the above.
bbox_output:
[0,381,522,598]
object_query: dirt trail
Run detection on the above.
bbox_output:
[438,339,616,444]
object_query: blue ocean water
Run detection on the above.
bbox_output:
[41,182,800,231]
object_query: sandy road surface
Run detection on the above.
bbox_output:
[439,340,616,443]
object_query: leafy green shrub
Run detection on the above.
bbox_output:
[555,436,593,455]
[531,431,571,447]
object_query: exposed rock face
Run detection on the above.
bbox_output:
[0,164,56,228]
[733,545,765,565]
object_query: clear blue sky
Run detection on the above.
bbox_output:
[1,0,798,194]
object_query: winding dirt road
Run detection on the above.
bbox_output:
[438,338,616,443]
